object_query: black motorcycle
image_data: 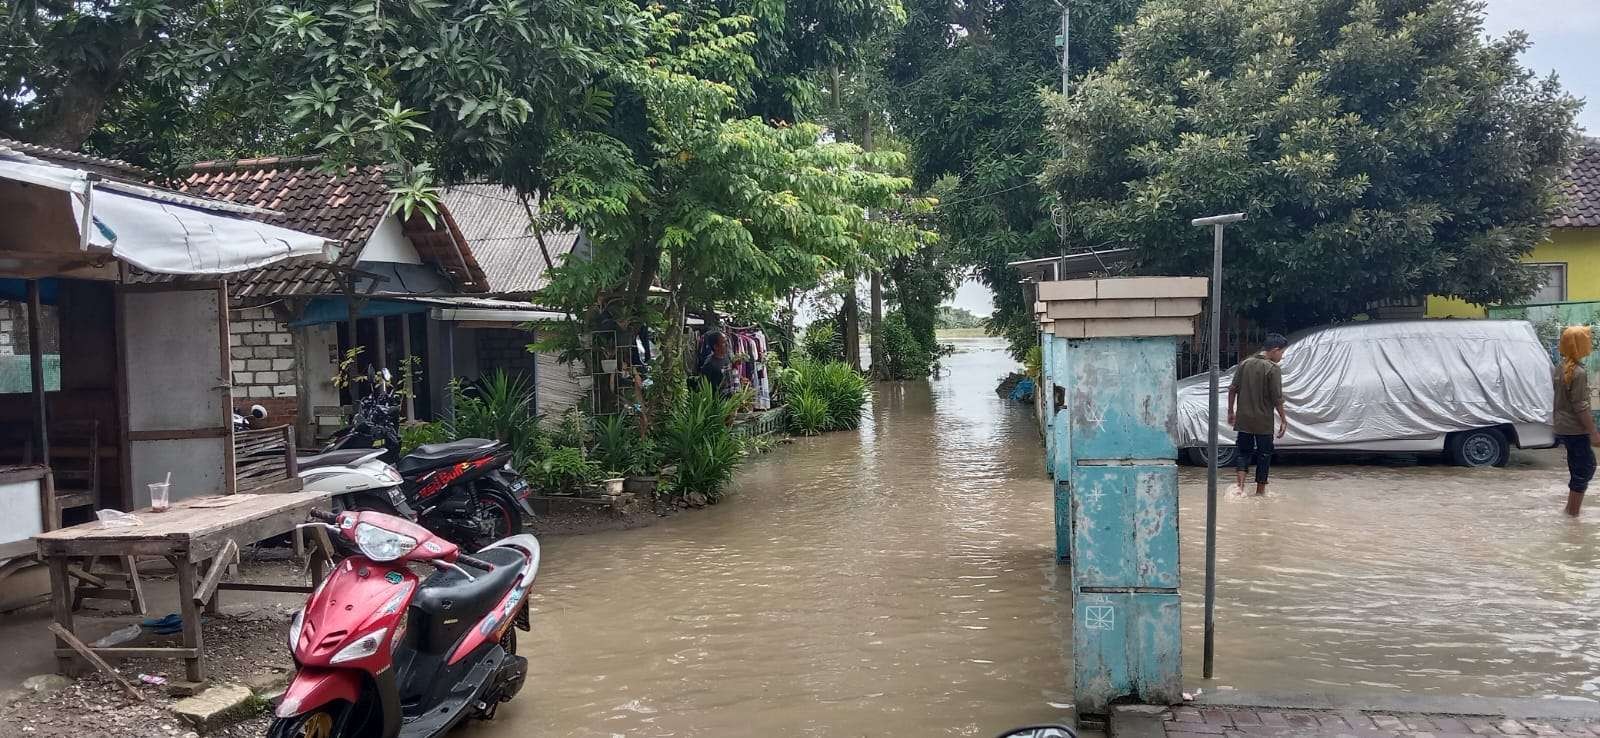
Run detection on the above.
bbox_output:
[310,369,534,551]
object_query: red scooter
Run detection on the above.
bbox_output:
[268,509,540,738]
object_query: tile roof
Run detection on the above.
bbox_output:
[176,157,395,297]
[0,137,150,179]
[438,185,583,295]
[1553,139,1600,229]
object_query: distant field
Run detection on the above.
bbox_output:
[936,328,989,340]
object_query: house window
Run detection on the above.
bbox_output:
[1531,263,1568,304]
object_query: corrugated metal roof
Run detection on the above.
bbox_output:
[1554,139,1600,229]
[0,137,150,179]
[438,185,582,295]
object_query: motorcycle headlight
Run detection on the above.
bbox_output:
[354,523,417,562]
[287,609,305,652]
[330,628,388,664]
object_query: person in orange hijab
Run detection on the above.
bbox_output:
[1554,326,1600,516]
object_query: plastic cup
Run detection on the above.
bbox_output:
[148,482,171,512]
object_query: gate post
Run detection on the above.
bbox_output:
[1038,276,1206,716]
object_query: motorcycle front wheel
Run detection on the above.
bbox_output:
[266,698,379,738]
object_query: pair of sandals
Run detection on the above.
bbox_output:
[141,613,184,635]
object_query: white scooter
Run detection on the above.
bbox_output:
[296,447,415,518]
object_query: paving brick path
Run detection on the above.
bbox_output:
[1137,705,1600,738]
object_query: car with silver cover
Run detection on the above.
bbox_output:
[1177,320,1556,468]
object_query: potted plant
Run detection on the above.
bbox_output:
[624,438,661,495]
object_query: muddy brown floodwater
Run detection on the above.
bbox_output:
[466,339,1600,738]
[1181,449,1600,700]
[463,339,1074,738]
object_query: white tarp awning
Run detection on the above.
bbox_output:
[0,156,332,275]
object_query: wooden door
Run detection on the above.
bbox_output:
[117,284,233,508]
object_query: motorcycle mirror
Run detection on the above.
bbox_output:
[995,727,1076,738]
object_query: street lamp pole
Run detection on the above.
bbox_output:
[1189,211,1246,681]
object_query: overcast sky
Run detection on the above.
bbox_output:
[945,0,1600,318]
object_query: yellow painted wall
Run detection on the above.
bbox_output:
[1425,228,1600,318]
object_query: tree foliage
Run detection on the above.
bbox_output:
[536,2,933,410]
[881,0,1141,357]
[1045,0,1581,328]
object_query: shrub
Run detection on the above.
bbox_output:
[789,391,830,436]
[592,414,638,476]
[532,443,599,495]
[444,371,542,469]
[399,421,448,455]
[802,322,843,364]
[658,382,747,501]
[876,312,938,379]
[813,361,868,431]
[782,359,868,432]
[1024,345,1042,382]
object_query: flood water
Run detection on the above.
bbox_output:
[466,338,1074,738]
[1183,452,1600,700]
[469,338,1600,738]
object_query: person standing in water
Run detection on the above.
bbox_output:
[1228,333,1290,496]
[1553,326,1600,517]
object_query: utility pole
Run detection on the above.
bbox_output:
[1055,0,1070,96]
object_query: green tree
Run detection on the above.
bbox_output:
[1046,0,1580,329]
[2,0,630,216]
[538,4,933,412]
[937,306,984,330]
[882,0,1141,358]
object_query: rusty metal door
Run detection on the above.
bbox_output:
[118,284,233,507]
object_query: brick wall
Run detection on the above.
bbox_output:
[475,328,537,381]
[0,301,14,356]
[229,306,299,424]
[0,299,60,356]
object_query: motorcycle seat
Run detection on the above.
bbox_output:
[412,547,528,648]
[397,439,502,475]
[297,448,385,471]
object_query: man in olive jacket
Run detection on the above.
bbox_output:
[1228,334,1290,496]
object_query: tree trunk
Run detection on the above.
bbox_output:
[31,70,124,150]
[869,272,884,378]
[842,273,861,370]
[860,101,883,379]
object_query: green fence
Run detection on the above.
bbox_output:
[1487,302,1600,425]
[0,354,61,393]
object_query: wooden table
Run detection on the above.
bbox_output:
[34,490,335,684]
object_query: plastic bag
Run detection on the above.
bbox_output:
[92,623,142,648]
[95,509,142,528]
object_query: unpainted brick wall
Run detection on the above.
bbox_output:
[228,305,300,425]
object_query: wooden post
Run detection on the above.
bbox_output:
[47,557,76,675]
[400,314,415,421]
[173,556,205,683]
[27,279,48,466]
[375,313,387,372]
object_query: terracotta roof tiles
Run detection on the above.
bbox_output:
[1553,139,1600,230]
[176,158,394,297]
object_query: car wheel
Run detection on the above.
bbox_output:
[1183,446,1238,467]
[1449,428,1509,468]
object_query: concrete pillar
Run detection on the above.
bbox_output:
[1039,276,1206,716]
